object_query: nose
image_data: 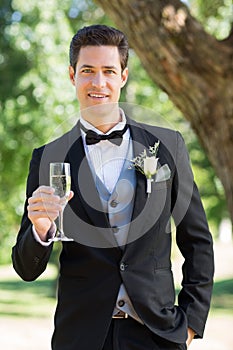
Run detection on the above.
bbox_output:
[92,72,106,88]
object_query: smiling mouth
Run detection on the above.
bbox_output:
[88,93,109,99]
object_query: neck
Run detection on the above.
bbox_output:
[81,105,122,133]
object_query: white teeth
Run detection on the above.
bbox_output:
[89,94,107,98]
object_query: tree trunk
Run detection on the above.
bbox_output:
[94,0,233,224]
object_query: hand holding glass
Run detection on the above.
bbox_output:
[49,163,73,242]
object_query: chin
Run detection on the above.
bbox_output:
[82,102,119,120]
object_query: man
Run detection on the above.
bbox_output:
[12,25,214,350]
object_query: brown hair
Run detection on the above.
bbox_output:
[69,24,129,73]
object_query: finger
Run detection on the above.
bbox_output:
[28,210,59,223]
[33,186,55,196]
[28,193,60,205]
[28,201,62,213]
[28,202,61,216]
[67,191,74,201]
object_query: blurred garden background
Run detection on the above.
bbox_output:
[0,0,232,349]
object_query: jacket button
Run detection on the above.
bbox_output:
[34,257,40,264]
[110,200,118,208]
[118,299,125,307]
[120,262,126,271]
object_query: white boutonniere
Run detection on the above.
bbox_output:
[129,141,171,197]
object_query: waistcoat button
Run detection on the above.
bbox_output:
[118,299,125,307]
[110,200,118,208]
[120,262,126,271]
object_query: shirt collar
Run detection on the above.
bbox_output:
[80,108,126,135]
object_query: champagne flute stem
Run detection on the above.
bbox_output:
[57,208,65,238]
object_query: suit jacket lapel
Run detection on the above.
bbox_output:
[125,118,163,246]
[127,119,148,221]
[65,122,118,248]
[67,124,105,217]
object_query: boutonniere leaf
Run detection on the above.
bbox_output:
[129,141,171,197]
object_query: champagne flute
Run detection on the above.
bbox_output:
[49,162,73,242]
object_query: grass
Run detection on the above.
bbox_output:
[0,264,56,319]
[211,278,233,313]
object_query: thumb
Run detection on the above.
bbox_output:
[68,191,74,201]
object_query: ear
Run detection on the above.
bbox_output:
[69,66,76,86]
[121,67,128,88]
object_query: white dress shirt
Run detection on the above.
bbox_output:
[80,111,130,194]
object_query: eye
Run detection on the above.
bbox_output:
[81,68,93,73]
[104,69,116,75]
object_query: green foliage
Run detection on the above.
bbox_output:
[189,0,232,39]
[0,0,75,263]
[193,0,225,18]
[68,0,110,28]
[0,0,230,263]
[185,130,227,233]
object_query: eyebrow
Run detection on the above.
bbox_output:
[79,64,119,70]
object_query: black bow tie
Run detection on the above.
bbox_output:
[80,123,128,146]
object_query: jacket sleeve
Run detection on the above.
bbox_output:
[12,148,53,281]
[172,132,214,338]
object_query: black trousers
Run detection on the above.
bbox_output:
[102,317,187,350]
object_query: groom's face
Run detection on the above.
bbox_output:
[69,45,128,116]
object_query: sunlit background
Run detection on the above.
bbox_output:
[0,0,232,349]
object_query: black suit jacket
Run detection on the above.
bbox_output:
[12,117,214,350]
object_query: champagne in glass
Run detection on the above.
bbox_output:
[49,162,73,241]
